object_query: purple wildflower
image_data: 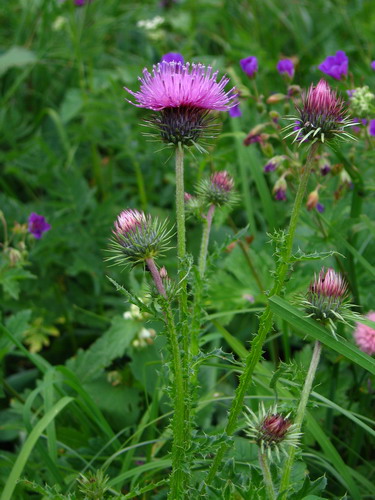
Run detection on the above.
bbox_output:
[318,50,348,80]
[273,178,287,201]
[161,52,184,64]
[28,213,51,239]
[264,155,284,173]
[276,59,294,79]
[320,164,331,176]
[346,89,356,98]
[316,203,325,213]
[124,61,236,147]
[228,103,242,118]
[369,119,375,137]
[240,56,258,78]
[371,61,375,71]
[125,61,236,111]
[75,0,91,5]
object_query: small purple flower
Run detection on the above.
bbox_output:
[28,213,51,239]
[274,188,287,201]
[228,103,242,118]
[161,52,184,64]
[371,61,375,71]
[240,56,258,78]
[369,119,375,137]
[346,89,356,98]
[320,164,331,176]
[318,50,348,80]
[264,161,276,173]
[277,59,294,78]
[316,203,325,213]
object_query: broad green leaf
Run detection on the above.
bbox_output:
[0,47,37,76]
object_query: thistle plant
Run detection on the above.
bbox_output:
[244,403,301,499]
[124,60,237,498]
[205,78,357,488]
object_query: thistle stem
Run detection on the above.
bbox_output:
[205,143,319,486]
[258,450,276,500]
[146,257,186,499]
[279,340,322,498]
[198,204,215,277]
[146,258,166,298]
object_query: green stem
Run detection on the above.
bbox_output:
[146,258,186,499]
[258,450,276,500]
[279,340,322,498]
[205,143,319,486]
[198,204,215,278]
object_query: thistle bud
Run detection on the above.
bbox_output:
[304,268,349,334]
[196,170,236,207]
[108,209,171,267]
[244,403,301,461]
[284,79,357,144]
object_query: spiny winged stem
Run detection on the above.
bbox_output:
[279,340,322,498]
[205,142,319,486]
[258,449,276,500]
[146,258,186,498]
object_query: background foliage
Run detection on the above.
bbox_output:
[0,0,374,498]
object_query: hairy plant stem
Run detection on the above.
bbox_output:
[175,144,190,493]
[279,340,322,498]
[258,450,276,500]
[205,143,319,486]
[198,204,215,277]
[146,257,186,499]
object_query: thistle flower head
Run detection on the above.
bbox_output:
[161,52,184,64]
[125,61,236,149]
[108,209,172,267]
[244,403,301,461]
[196,170,236,207]
[284,79,357,145]
[354,312,375,356]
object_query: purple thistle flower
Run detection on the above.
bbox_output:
[196,171,236,207]
[371,61,375,71]
[28,213,51,239]
[125,61,237,148]
[228,103,242,118]
[316,203,325,213]
[240,56,258,78]
[125,61,236,111]
[277,59,294,79]
[369,119,375,137]
[161,52,184,64]
[318,50,348,80]
[285,79,356,144]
